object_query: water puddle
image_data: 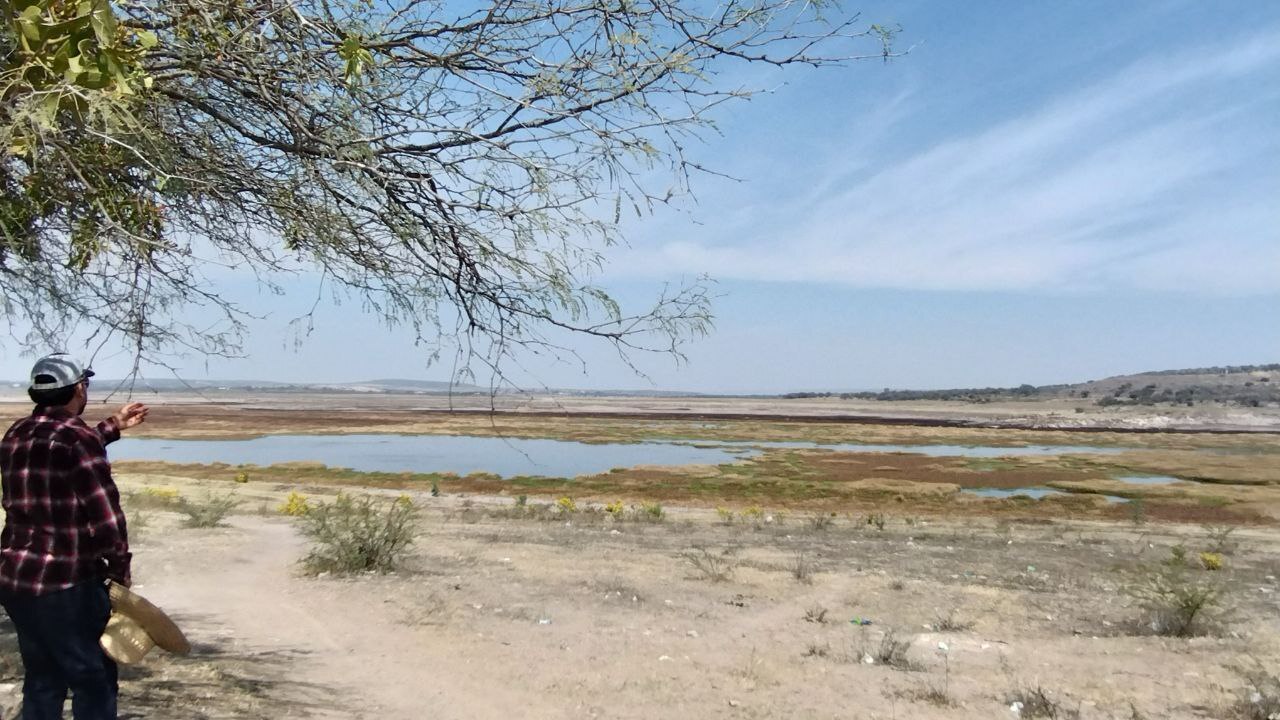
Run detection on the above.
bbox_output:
[1113,475,1181,485]
[111,434,753,478]
[962,487,1130,503]
[707,441,1123,457]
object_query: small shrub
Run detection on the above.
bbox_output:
[1165,544,1188,567]
[125,506,149,536]
[1007,683,1080,719]
[130,486,181,510]
[807,513,835,531]
[789,552,814,584]
[715,507,735,525]
[871,629,918,670]
[680,548,734,583]
[233,471,250,484]
[178,492,240,528]
[1204,525,1239,555]
[300,493,419,575]
[1234,664,1280,720]
[633,501,664,522]
[1129,498,1147,526]
[604,500,625,516]
[803,641,830,658]
[865,512,886,531]
[741,505,764,523]
[803,604,828,624]
[515,494,528,507]
[1200,552,1224,571]
[1130,565,1224,637]
[430,480,440,497]
[555,496,578,514]
[932,610,974,632]
[279,491,311,517]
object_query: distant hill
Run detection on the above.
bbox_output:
[784,363,1280,408]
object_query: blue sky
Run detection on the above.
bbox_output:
[3,1,1278,392]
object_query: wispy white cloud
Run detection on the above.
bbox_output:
[620,28,1280,294]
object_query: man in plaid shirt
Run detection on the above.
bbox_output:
[0,354,149,720]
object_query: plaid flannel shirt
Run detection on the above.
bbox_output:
[0,408,130,595]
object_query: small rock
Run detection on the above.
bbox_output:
[728,699,740,708]
[538,618,551,625]
[659,655,672,662]
[687,630,699,638]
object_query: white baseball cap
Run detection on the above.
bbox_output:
[29,353,94,391]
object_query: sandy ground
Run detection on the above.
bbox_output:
[1,474,1276,720]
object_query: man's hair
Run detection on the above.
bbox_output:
[28,381,77,407]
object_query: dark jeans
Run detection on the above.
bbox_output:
[1,582,118,720]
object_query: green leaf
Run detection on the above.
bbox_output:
[17,6,43,43]
[89,0,117,47]
[135,29,158,49]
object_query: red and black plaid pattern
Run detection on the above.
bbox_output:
[0,409,130,595]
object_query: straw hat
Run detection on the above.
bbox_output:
[99,582,191,665]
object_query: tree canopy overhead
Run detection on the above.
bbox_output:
[1,0,894,382]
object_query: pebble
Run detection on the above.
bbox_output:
[686,630,699,638]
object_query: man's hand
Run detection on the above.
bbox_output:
[111,402,149,431]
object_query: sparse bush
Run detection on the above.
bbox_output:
[803,641,830,658]
[807,513,835,531]
[178,492,240,528]
[1165,544,1188,567]
[1234,664,1280,720]
[803,604,828,624]
[125,506,149,536]
[932,610,974,632]
[1200,552,1224,571]
[1130,565,1224,637]
[430,480,440,497]
[279,491,311,517]
[1204,525,1239,555]
[634,501,665,522]
[300,493,420,575]
[129,486,181,510]
[1007,683,1080,719]
[715,507,735,525]
[555,496,578,513]
[789,552,813,584]
[865,512,886,531]
[605,500,625,517]
[1129,498,1147,526]
[234,470,250,483]
[741,505,764,523]
[680,548,735,583]
[870,629,918,670]
[515,494,528,507]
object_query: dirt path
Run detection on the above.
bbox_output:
[134,515,556,720]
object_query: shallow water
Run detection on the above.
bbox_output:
[962,487,1130,503]
[110,434,753,478]
[1114,474,1182,485]
[714,441,1123,457]
[111,433,1130,479]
